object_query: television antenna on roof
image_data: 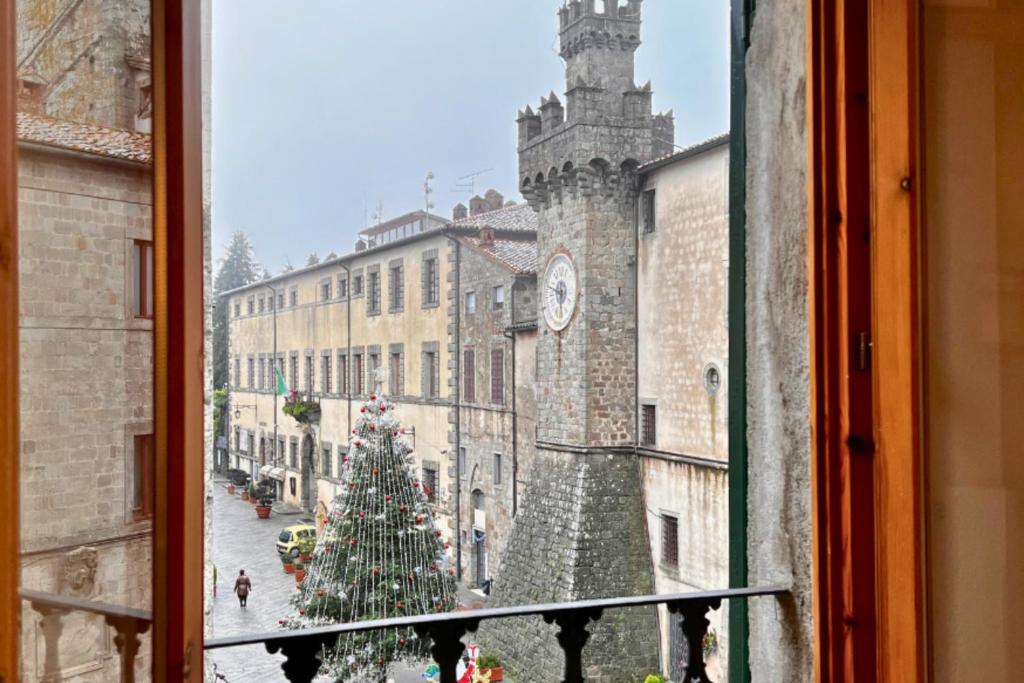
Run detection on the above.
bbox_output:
[449,167,494,200]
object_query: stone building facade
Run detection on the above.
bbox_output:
[450,208,539,588]
[225,204,539,560]
[16,115,154,681]
[636,136,731,679]
[16,0,152,133]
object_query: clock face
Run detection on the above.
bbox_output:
[543,253,578,332]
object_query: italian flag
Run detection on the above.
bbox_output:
[276,368,288,396]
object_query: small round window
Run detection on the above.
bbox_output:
[704,363,722,396]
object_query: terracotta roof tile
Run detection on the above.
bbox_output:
[16,112,152,164]
[459,236,538,275]
[451,202,538,233]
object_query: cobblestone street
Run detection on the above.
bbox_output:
[208,483,457,682]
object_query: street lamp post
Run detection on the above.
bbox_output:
[263,283,279,466]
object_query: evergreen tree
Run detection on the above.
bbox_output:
[306,252,321,266]
[283,395,457,681]
[212,231,262,389]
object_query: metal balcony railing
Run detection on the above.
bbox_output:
[21,588,153,683]
[205,585,787,683]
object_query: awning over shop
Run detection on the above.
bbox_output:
[259,465,273,478]
[269,467,286,481]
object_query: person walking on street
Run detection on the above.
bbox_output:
[233,569,252,608]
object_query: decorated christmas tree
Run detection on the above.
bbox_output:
[282,394,457,681]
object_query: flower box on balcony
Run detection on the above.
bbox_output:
[282,391,321,425]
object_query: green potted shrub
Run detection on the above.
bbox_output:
[248,483,259,504]
[642,675,667,683]
[297,536,315,563]
[255,494,273,519]
[476,652,503,681]
[281,554,295,574]
[239,485,249,501]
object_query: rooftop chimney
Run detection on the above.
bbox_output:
[453,203,468,221]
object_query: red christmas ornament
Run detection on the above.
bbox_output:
[278,619,285,625]
[325,546,332,553]
[369,424,376,432]
[431,563,438,571]
[349,538,357,546]
[444,543,451,550]
[317,590,324,597]
[354,439,362,447]
[399,638,406,646]
[298,608,305,615]
[399,504,407,512]
[372,468,379,475]
[415,515,423,524]
[360,406,366,413]
[393,430,399,436]
[436,605,444,612]
[408,574,414,582]
[396,601,404,609]
[377,657,385,666]
[358,511,365,519]
[349,481,355,489]
[380,402,386,410]
[385,494,392,502]
[370,394,377,401]
[448,568,456,575]
[413,481,420,488]
[343,456,349,463]
[436,530,443,537]
[352,428,357,434]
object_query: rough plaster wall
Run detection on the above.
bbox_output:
[744,1,815,680]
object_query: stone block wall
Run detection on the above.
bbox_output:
[17,144,153,682]
[478,449,659,682]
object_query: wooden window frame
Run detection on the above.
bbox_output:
[133,239,155,318]
[463,348,476,403]
[133,433,156,521]
[490,348,504,404]
[808,0,924,680]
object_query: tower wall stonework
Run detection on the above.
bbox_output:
[482,2,672,679]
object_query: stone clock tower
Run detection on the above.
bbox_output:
[480,2,674,680]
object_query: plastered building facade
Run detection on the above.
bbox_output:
[226,216,456,532]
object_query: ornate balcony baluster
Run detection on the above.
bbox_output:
[31,601,69,681]
[667,597,722,683]
[265,633,336,683]
[413,617,482,683]
[542,606,603,683]
[104,613,151,683]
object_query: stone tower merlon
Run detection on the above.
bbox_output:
[559,0,643,94]
[517,0,674,209]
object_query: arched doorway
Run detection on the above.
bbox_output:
[471,489,487,588]
[300,433,316,513]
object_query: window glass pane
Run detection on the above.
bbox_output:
[923,2,1024,677]
[16,0,156,678]
[208,2,730,680]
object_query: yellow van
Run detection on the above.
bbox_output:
[276,523,316,557]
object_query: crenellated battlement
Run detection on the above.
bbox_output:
[516,0,673,198]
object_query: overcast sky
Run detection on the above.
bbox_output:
[212,1,729,273]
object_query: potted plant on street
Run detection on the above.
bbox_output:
[239,485,249,501]
[282,554,295,574]
[293,561,305,583]
[255,495,273,519]
[476,652,504,681]
[248,483,259,504]
[282,389,322,425]
[226,482,235,495]
[297,536,315,563]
